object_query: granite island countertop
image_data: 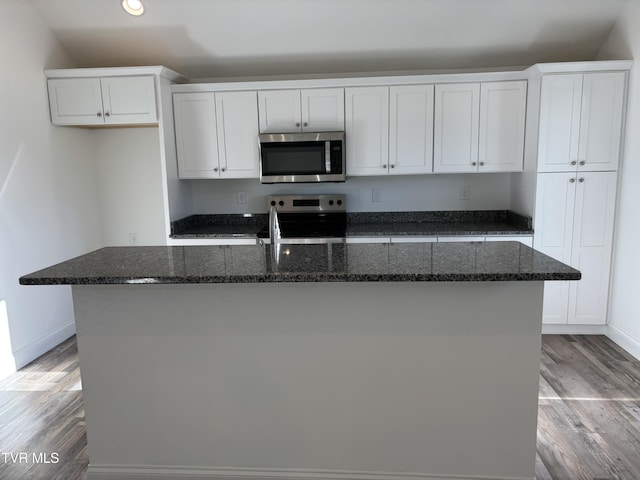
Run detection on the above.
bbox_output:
[20,242,579,285]
[170,210,533,239]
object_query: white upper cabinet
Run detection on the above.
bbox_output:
[48,76,157,126]
[478,81,527,172]
[258,90,301,133]
[537,72,626,173]
[47,78,103,125]
[345,86,390,176]
[537,75,581,172]
[174,91,260,179]
[434,81,526,173]
[174,93,219,179]
[388,85,434,174]
[215,91,260,178]
[258,88,344,133]
[100,76,158,124]
[578,73,626,172]
[433,83,480,173]
[301,89,345,132]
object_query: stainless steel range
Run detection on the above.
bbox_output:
[257,194,347,245]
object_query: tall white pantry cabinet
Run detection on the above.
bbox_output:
[534,71,627,327]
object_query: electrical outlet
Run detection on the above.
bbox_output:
[128,233,138,246]
[459,186,470,201]
[237,191,247,204]
[372,188,381,203]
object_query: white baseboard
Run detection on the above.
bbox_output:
[606,324,640,361]
[11,321,76,369]
[87,465,534,480]
[541,324,607,335]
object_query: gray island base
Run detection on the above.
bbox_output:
[20,242,580,480]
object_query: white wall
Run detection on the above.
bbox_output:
[597,5,640,358]
[186,173,512,217]
[93,128,167,246]
[0,1,101,377]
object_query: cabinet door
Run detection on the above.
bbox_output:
[478,81,527,172]
[568,171,617,325]
[433,83,480,173]
[534,173,577,324]
[389,242,433,273]
[47,78,104,125]
[100,76,157,124]
[389,85,434,174]
[577,72,626,172]
[258,90,302,133]
[537,74,583,172]
[301,88,345,131]
[216,91,260,178]
[173,93,220,179]
[347,244,390,273]
[345,87,389,176]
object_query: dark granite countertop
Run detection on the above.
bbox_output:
[20,242,579,285]
[170,211,533,239]
[170,214,266,239]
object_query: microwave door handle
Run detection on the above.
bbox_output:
[325,141,331,173]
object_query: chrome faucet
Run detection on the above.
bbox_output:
[269,205,281,261]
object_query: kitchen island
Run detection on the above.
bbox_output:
[21,242,579,480]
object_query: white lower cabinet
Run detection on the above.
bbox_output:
[174,91,259,179]
[534,171,618,325]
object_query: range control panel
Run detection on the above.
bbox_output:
[267,194,346,213]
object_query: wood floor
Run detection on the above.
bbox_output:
[1,335,639,480]
[536,335,640,480]
[0,336,86,480]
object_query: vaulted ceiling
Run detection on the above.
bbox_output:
[30,0,630,80]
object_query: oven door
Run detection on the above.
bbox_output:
[259,132,345,183]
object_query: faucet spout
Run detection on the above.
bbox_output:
[269,205,281,261]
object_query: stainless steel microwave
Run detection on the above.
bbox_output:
[258,131,345,183]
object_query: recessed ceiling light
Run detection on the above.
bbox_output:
[122,0,145,16]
